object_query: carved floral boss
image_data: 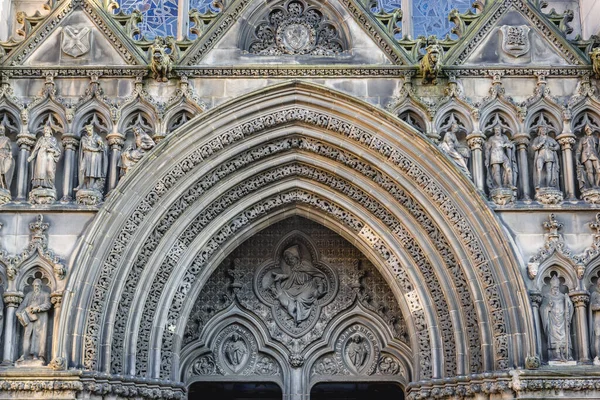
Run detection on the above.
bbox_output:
[255,244,338,337]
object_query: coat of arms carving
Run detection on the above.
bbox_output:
[499,25,531,58]
[61,26,91,58]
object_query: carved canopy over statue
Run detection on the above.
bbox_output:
[540,275,574,362]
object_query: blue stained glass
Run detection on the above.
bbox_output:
[411,0,473,39]
[189,0,220,13]
[120,0,178,39]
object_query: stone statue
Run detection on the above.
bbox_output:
[120,126,155,177]
[346,334,368,368]
[591,47,600,79]
[439,122,470,175]
[576,124,600,190]
[77,124,107,205]
[0,124,14,204]
[590,280,600,362]
[420,43,443,85]
[148,37,176,82]
[262,245,326,324]
[532,125,560,190]
[224,333,247,367]
[540,275,574,362]
[16,279,51,365]
[27,124,61,204]
[484,123,517,204]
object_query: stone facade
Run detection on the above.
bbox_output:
[0,0,597,399]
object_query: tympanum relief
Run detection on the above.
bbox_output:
[184,218,409,383]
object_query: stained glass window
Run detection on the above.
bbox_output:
[411,0,473,38]
[119,0,179,39]
[189,0,220,13]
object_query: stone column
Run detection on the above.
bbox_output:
[2,292,23,364]
[15,135,35,201]
[514,134,531,200]
[467,133,485,191]
[106,133,125,193]
[557,134,577,201]
[529,290,543,360]
[50,292,62,360]
[60,136,79,203]
[570,290,590,362]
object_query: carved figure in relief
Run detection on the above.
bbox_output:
[120,126,155,176]
[484,124,517,189]
[27,124,61,191]
[576,124,600,189]
[148,37,175,82]
[78,124,107,191]
[439,122,470,175]
[262,245,326,324]
[591,47,600,79]
[346,334,368,368]
[540,276,573,362]
[420,43,443,85]
[590,280,600,361]
[532,125,560,190]
[16,279,51,364]
[0,125,14,191]
[224,333,247,367]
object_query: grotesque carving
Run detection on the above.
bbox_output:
[420,43,443,85]
[439,122,470,175]
[247,0,344,56]
[540,275,574,363]
[0,124,14,204]
[484,123,517,204]
[61,26,91,58]
[16,279,51,366]
[148,37,176,82]
[120,126,155,177]
[27,124,61,204]
[531,125,562,204]
[591,47,600,79]
[499,25,531,58]
[77,124,108,205]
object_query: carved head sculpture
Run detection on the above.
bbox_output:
[585,124,593,136]
[537,125,548,137]
[492,124,502,136]
[0,124,5,136]
[283,245,301,266]
[351,334,362,343]
[450,122,459,133]
[43,124,52,137]
[84,124,94,137]
[32,278,42,293]
[550,275,560,294]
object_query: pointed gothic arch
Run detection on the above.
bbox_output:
[57,81,533,395]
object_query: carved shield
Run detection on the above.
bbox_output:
[500,25,531,58]
[61,26,91,58]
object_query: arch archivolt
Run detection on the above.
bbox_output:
[62,83,531,387]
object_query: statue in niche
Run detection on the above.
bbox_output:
[76,124,108,205]
[576,124,600,190]
[439,122,470,175]
[532,125,560,190]
[0,124,14,204]
[540,275,574,362]
[27,123,61,204]
[484,123,517,204]
[262,245,326,324]
[120,126,155,177]
[224,333,247,368]
[590,279,600,363]
[346,334,369,369]
[16,279,51,365]
[591,47,600,79]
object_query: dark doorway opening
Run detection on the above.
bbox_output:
[188,382,282,400]
[310,382,405,400]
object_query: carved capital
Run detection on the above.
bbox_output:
[557,135,576,150]
[4,291,23,307]
[106,134,125,149]
[16,135,35,150]
[62,136,79,150]
[467,136,485,150]
[569,290,589,307]
[51,291,63,307]
[529,290,543,306]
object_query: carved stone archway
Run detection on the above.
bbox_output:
[59,81,533,398]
